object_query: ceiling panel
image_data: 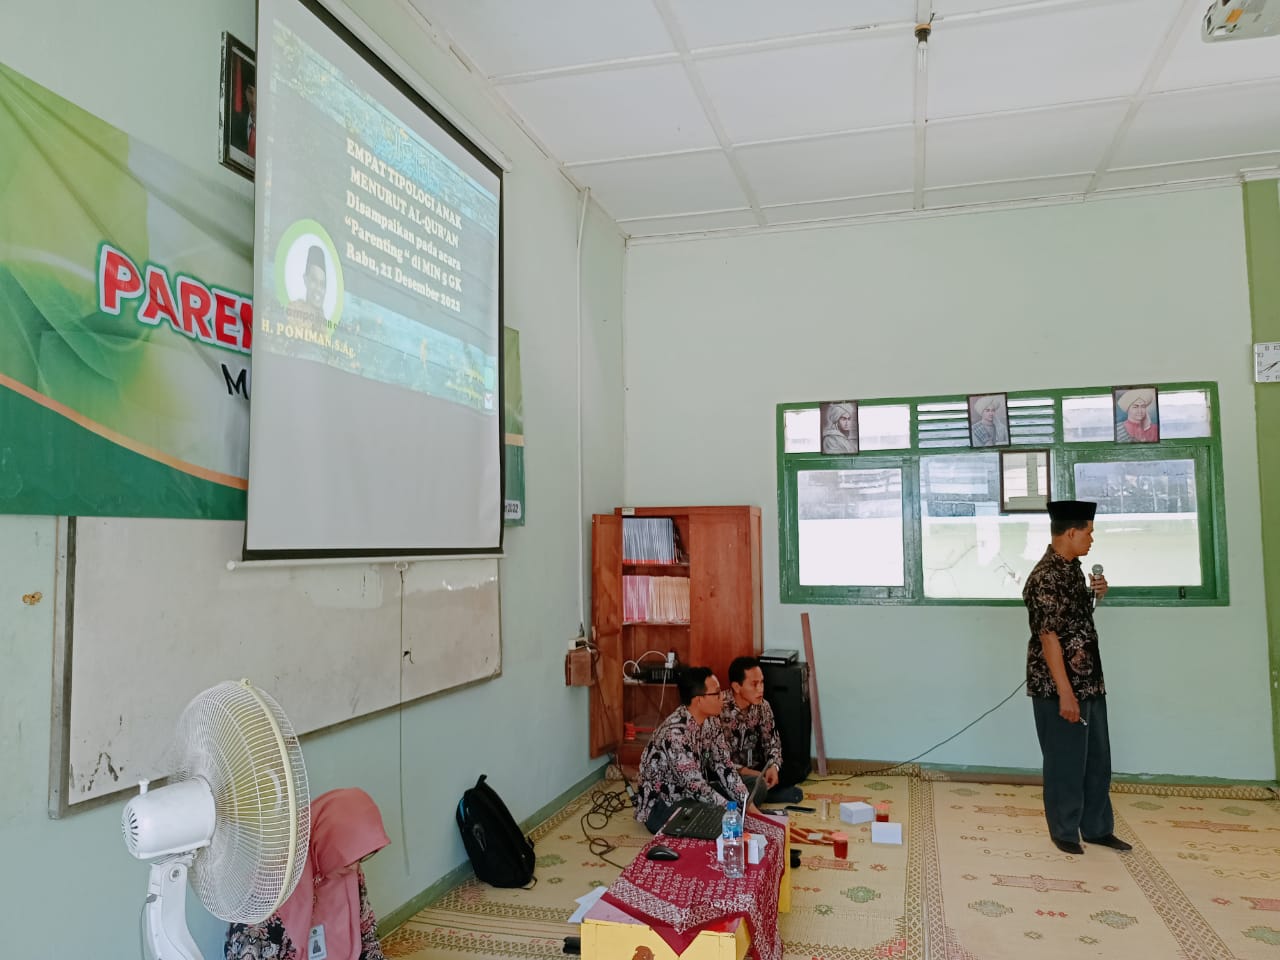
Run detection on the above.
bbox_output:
[697,33,916,141]
[927,101,1127,187]
[737,127,915,205]
[932,0,1096,13]
[413,0,673,76]
[622,208,759,237]
[1154,16,1280,92]
[763,192,914,226]
[566,151,749,220]
[1114,80,1280,168]
[1097,154,1280,192]
[499,64,719,162]
[927,0,1174,118]
[669,0,913,49]
[925,174,1091,208]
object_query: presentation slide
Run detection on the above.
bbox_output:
[247,0,504,556]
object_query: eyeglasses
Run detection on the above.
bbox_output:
[700,688,721,698]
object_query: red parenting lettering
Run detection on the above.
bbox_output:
[212,291,250,352]
[240,300,253,351]
[139,265,182,333]
[176,277,214,342]
[98,245,142,315]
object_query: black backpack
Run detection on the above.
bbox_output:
[455,774,536,887]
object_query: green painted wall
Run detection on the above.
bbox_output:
[1242,179,1280,777]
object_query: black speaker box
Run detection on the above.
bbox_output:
[761,661,812,787]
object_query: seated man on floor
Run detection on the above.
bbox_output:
[721,656,804,805]
[634,666,762,834]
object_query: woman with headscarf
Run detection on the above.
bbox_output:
[225,788,390,960]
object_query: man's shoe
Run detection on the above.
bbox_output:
[1084,834,1133,851]
[1052,838,1084,855]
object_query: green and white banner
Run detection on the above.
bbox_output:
[0,62,526,522]
[0,62,253,518]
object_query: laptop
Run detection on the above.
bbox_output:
[661,779,766,840]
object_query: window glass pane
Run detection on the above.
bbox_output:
[1073,459,1202,586]
[920,454,1047,597]
[860,404,910,450]
[1158,390,1211,438]
[784,408,820,452]
[797,468,903,586]
[1062,395,1112,442]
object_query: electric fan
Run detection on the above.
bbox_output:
[121,679,311,960]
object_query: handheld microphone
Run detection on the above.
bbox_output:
[1091,563,1104,608]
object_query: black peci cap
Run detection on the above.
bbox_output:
[1046,500,1097,524]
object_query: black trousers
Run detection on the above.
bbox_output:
[1032,696,1114,843]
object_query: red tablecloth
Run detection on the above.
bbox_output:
[600,814,785,960]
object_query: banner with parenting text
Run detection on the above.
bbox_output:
[0,63,525,521]
[0,62,253,518]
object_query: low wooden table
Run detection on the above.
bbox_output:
[581,813,791,960]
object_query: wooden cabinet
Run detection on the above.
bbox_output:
[588,506,763,765]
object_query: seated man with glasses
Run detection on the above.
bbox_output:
[634,666,764,834]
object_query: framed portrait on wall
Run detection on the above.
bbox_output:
[1113,385,1160,443]
[968,392,1009,447]
[819,401,858,454]
[219,32,256,180]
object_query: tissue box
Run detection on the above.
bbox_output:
[717,833,766,864]
[871,821,903,845]
[840,801,874,824]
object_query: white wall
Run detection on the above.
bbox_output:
[624,188,1274,782]
[0,0,624,956]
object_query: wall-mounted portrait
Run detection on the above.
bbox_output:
[219,32,256,181]
[968,392,1009,447]
[1113,385,1160,443]
[819,401,858,455]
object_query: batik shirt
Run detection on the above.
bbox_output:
[719,691,783,775]
[1023,545,1106,700]
[225,868,385,960]
[634,704,747,825]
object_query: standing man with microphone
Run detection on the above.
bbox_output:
[1022,500,1132,856]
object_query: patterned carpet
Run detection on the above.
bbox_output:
[381,773,1280,960]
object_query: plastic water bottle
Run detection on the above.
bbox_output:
[722,801,744,879]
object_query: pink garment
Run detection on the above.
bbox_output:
[1122,419,1158,442]
[279,788,390,960]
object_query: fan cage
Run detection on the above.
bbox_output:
[177,680,310,924]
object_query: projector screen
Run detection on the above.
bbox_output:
[246,0,503,557]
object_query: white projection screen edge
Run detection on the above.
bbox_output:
[246,0,504,559]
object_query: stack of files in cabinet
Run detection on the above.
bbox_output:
[622,517,675,562]
[622,575,689,624]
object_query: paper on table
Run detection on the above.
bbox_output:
[568,885,609,924]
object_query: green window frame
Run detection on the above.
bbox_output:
[777,381,1228,606]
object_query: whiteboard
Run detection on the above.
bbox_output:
[50,516,499,811]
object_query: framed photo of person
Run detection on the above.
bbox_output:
[967,392,1009,448]
[1113,385,1160,443]
[1000,449,1051,512]
[219,32,256,181]
[819,401,858,455]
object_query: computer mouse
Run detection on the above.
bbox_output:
[645,843,680,861]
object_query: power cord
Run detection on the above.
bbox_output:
[812,679,1028,782]
[579,756,635,870]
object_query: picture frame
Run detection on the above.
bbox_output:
[219,32,256,181]
[818,401,858,455]
[1000,449,1051,513]
[1112,385,1160,443]
[967,392,1009,448]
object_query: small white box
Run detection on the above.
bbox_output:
[840,801,874,824]
[871,821,903,845]
[717,833,765,864]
